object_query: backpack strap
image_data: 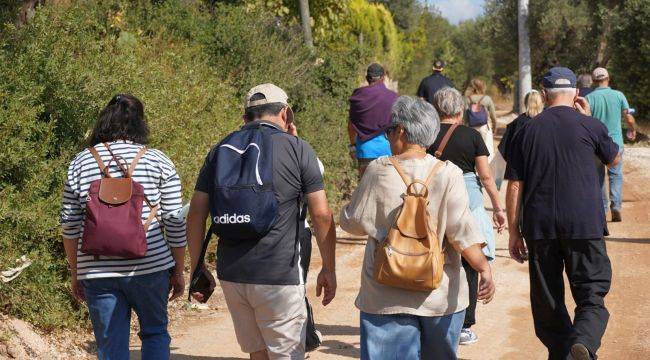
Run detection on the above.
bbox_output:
[128,147,148,178]
[434,123,459,158]
[88,146,110,178]
[388,157,411,186]
[424,160,446,186]
[131,147,161,232]
[142,202,159,233]
[103,142,129,177]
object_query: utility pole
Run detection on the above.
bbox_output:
[517,0,532,113]
[299,0,314,48]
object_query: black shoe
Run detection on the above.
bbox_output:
[570,343,593,360]
[611,209,622,222]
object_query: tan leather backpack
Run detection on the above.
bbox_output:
[373,157,446,292]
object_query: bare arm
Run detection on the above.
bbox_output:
[506,180,527,263]
[487,98,498,130]
[306,190,337,305]
[347,120,357,146]
[608,152,622,169]
[476,155,506,232]
[476,155,502,210]
[624,111,637,141]
[462,244,495,304]
[187,191,210,274]
[62,238,85,301]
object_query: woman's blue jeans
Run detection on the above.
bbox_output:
[81,270,171,360]
[360,310,466,360]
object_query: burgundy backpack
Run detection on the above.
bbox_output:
[81,143,158,259]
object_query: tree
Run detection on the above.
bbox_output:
[298,0,313,48]
[518,0,531,112]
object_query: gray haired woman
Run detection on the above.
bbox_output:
[340,96,495,359]
[428,86,506,345]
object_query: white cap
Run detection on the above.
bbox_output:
[592,67,609,81]
[245,83,289,108]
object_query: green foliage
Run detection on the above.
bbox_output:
[610,0,650,118]
[483,0,650,118]
[0,0,235,329]
[0,0,363,329]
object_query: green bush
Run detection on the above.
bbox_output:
[0,0,364,329]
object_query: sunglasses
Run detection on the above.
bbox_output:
[384,124,399,139]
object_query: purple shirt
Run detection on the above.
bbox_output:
[349,82,398,142]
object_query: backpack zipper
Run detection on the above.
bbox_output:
[386,244,430,257]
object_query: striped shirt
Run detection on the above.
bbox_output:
[60,141,186,280]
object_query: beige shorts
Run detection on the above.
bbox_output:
[220,280,307,359]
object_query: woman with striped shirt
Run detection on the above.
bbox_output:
[60,94,186,360]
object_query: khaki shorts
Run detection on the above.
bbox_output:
[220,280,307,359]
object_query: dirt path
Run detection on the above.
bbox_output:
[130,147,650,360]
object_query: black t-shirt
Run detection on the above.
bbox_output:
[505,106,619,240]
[498,113,532,161]
[195,121,324,285]
[428,123,490,173]
[417,73,455,105]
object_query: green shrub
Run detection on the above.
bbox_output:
[0,0,364,329]
[0,0,238,329]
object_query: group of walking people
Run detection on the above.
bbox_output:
[60,58,631,360]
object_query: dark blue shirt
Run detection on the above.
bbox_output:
[505,106,618,240]
[417,72,455,105]
[579,87,594,97]
[195,121,324,285]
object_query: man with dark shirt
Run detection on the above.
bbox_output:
[187,84,337,359]
[506,68,621,360]
[416,60,455,105]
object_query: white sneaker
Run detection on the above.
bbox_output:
[459,328,478,345]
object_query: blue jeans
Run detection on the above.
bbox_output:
[463,173,495,260]
[360,310,466,360]
[82,270,171,360]
[599,150,623,213]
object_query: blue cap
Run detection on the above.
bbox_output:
[542,67,577,89]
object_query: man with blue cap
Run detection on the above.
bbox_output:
[505,67,621,360]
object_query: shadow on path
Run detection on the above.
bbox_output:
[605,237,650,244]
[130,350,246,360]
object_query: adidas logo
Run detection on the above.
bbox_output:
[214,214,251,224]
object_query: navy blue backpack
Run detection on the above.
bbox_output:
[210,124,280,241]
[188,124,281,301]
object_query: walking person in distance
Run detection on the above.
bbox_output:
[429,87,506,345]
[186,83,337,360]
[506,67,621,360]
[417,59,455,105]
[348,63,397,178]
[498,90,544,161]
[60,94,187,360]
[585,67,637,222]
[465,78,498,163]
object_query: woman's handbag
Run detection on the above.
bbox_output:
[373,158,446,292]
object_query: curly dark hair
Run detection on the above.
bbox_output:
[88,94,150,146]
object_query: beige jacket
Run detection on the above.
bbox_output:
[340,155,485,316]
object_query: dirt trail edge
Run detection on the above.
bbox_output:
[131,149,650,360]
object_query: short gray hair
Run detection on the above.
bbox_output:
[577,74,592,88]
[433,87,465,117]
[543,87,577,101]
[390,96,440,147]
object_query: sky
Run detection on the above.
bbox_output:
[427,0,485,24]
